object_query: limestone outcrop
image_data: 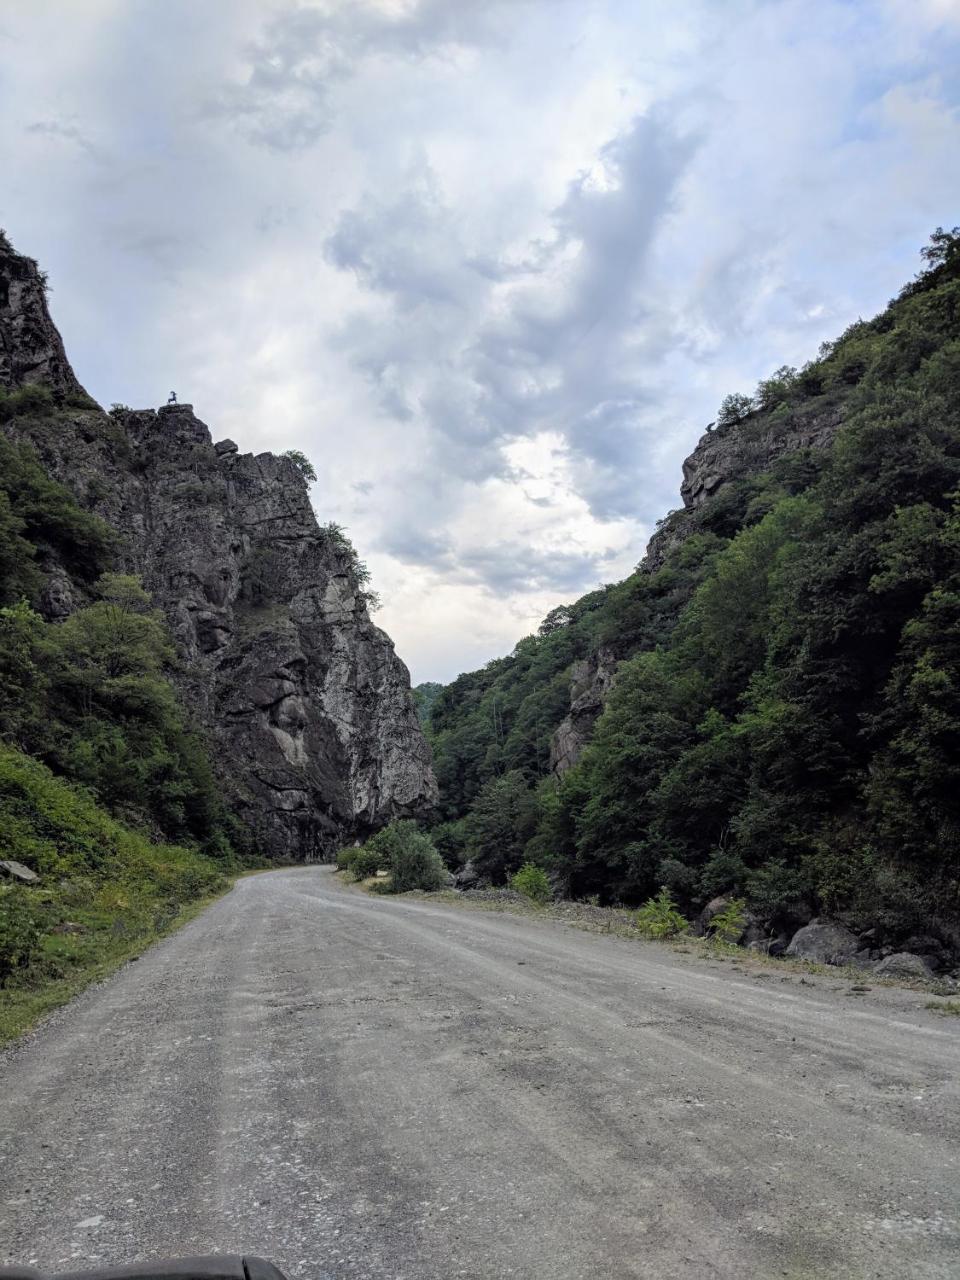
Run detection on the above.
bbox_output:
[0,234,437,859]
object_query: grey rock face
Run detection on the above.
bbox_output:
[785,918,860,966]
[550,648,618,776]
[453,860,480,890]
[873,952,936,979]
[678,405,843,510]
[0,238,437,860]
[0,236,89,400]
[696,895,763,946]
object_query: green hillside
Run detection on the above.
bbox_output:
[426,230,960,941]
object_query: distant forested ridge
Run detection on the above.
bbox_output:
[412,681,444,726]
[425,230,960,943]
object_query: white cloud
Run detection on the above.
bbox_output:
[0,0,958,682]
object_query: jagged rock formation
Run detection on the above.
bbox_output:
[679,403,843,510]
[550,401,845,775]
[0,236,89,400]
[0,235,437,858]
[548,649,618,776]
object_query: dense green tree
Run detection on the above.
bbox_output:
[466,770,539,882]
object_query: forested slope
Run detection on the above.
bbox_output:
[424,230,960,945]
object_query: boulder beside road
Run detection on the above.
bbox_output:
[0,859,38,883]
[785,918,859,965]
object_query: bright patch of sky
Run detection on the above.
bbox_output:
[1,0,959,681]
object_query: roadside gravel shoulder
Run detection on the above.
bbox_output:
[331,869,960,1025]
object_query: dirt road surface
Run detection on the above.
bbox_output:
[2,867,958,1279]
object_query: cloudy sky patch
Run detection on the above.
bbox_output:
[1,0,959,680]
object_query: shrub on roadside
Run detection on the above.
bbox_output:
[349,846,383,881]
[365,821,447,893]
[708,897,748,945]
[511,862,552,903]
[0,744,228,1039]
[335,847,359,872]
[0,885,45,986]
[635,887,688,939]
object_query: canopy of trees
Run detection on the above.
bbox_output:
[425,231,960,939]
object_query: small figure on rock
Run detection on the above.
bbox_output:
[167,390,178,405]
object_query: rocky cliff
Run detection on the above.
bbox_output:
[0,243,89,401]
[550,400,846,775]
[0,235,437,858]
[678,403,843,510]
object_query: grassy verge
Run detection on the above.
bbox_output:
[0,744,237,1047]
[0,883,233,1047]
[925,998,960,1017]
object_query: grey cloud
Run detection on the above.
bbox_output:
[26,118,103,161]
[380,525,455,567]
[113,228,199,274]
[325,106,699,547]
[325,180,481,311]
[209,0,528,151]
[378,520,620,596]
[7,0,953,682]
[457,543,622,596]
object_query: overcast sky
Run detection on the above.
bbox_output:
[2,0,959,682]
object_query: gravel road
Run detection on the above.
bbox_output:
[2,867,959,1279]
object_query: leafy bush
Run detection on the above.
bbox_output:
[0,383,53,423]
[365,821,447,893]
[717,392,754,427]
[466,770,538,882]
[318,521,380,610]
[0,436,115,602]
[635,887,688,939]
[755,365,799,411]
[350,846,384,881]
[429,818,470,870]
[0,575,232,851]
[0,885,45,986]
[336,847,359,872]
[708,898,748,945]
[0,744,227,1036]
[511,862,551,903]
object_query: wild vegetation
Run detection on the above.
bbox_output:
[0,406,237,1038]
[336,820,447,893]
[0,745,226,1042]
[420,230,960,945]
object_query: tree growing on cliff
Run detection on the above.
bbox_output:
[281,449,317,482]
[319,521,381,611]
[716,392,753,428]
